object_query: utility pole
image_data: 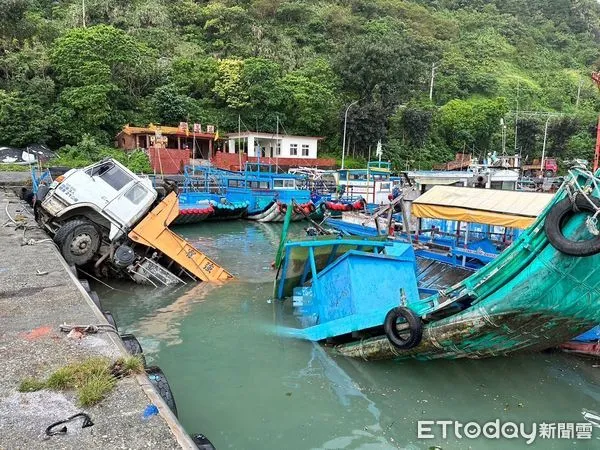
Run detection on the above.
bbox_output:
[576,77,583,109]
[429,62,439,102]
[514,80,519,154]
[541,116,552,177]
[341,100,358,169]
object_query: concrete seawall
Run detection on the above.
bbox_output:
[0,187,195,449]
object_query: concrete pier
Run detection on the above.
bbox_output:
[0,187,194,449]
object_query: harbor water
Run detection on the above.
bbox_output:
[97,221,600,449]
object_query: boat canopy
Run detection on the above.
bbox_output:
[411,185,554,229]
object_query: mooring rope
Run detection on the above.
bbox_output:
[59,323,118,334]
[566,165,600,236]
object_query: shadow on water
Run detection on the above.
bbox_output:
[95,220,600,450]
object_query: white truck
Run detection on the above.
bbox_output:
[35,158,232,285]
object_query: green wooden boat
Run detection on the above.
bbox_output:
[276,167,600,360]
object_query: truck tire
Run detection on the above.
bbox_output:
[146,366,178,417]
[54,219,101,266]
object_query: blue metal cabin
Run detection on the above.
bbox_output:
[276,237,424,341]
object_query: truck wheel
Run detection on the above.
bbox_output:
[54,220,101,266]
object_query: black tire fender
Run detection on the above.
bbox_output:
[89,291,102,310]
[102,310,118,331]
[384,306,423,350]
[146,366,178,417]
[78,279,91,293]
[120,333,146,367]
[544,193,600,257]
[191,434,216,450]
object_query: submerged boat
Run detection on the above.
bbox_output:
[274,166,600,360]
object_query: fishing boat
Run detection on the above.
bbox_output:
[561,327,600,357]
[176,162,313,223]
[230,162,312,222]
[337,161,397,205]
[274,166,600,360]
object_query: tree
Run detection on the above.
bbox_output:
[50,25,157,143]
[440,97,509,153]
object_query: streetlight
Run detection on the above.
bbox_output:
[341,100,358,169]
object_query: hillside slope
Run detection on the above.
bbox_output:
[1,0,599,168]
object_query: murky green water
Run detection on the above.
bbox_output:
[97,221,600,449]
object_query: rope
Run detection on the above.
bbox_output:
[565,166,600,235]
[59,323,118,334]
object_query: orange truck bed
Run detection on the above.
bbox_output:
[128,193,233,282]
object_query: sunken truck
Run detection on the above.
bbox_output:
[34,158,232,285]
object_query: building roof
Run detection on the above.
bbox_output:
[226,131,324,140]
[411,185,554,229]
[118,124,215,138]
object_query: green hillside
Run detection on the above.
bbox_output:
[1,0,600,168]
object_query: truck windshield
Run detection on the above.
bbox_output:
[87,162,133,191]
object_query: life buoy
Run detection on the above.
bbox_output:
[383,306,423,349]
[544,193,600,257]
[279,202,288,213]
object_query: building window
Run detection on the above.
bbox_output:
[276,142,281,156]
[290,144,298,156]
[301,144,309,156]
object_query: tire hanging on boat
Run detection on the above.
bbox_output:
[383,306,423,350]
[544,193,600,257]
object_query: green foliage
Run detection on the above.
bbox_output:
[77,371,116,406]
[52,135,152,172]
[18,356,139,407]
[1,0,600,168]
[18,378,46,392]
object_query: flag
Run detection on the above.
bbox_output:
[214,129,220,140]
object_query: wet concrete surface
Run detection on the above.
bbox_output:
[0,190,190,449]
[0,170,31,187]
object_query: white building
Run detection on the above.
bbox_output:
[226,132,322,159]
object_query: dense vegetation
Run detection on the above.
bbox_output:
[1,0,600,169]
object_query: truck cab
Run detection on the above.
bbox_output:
[39,159,156,242]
